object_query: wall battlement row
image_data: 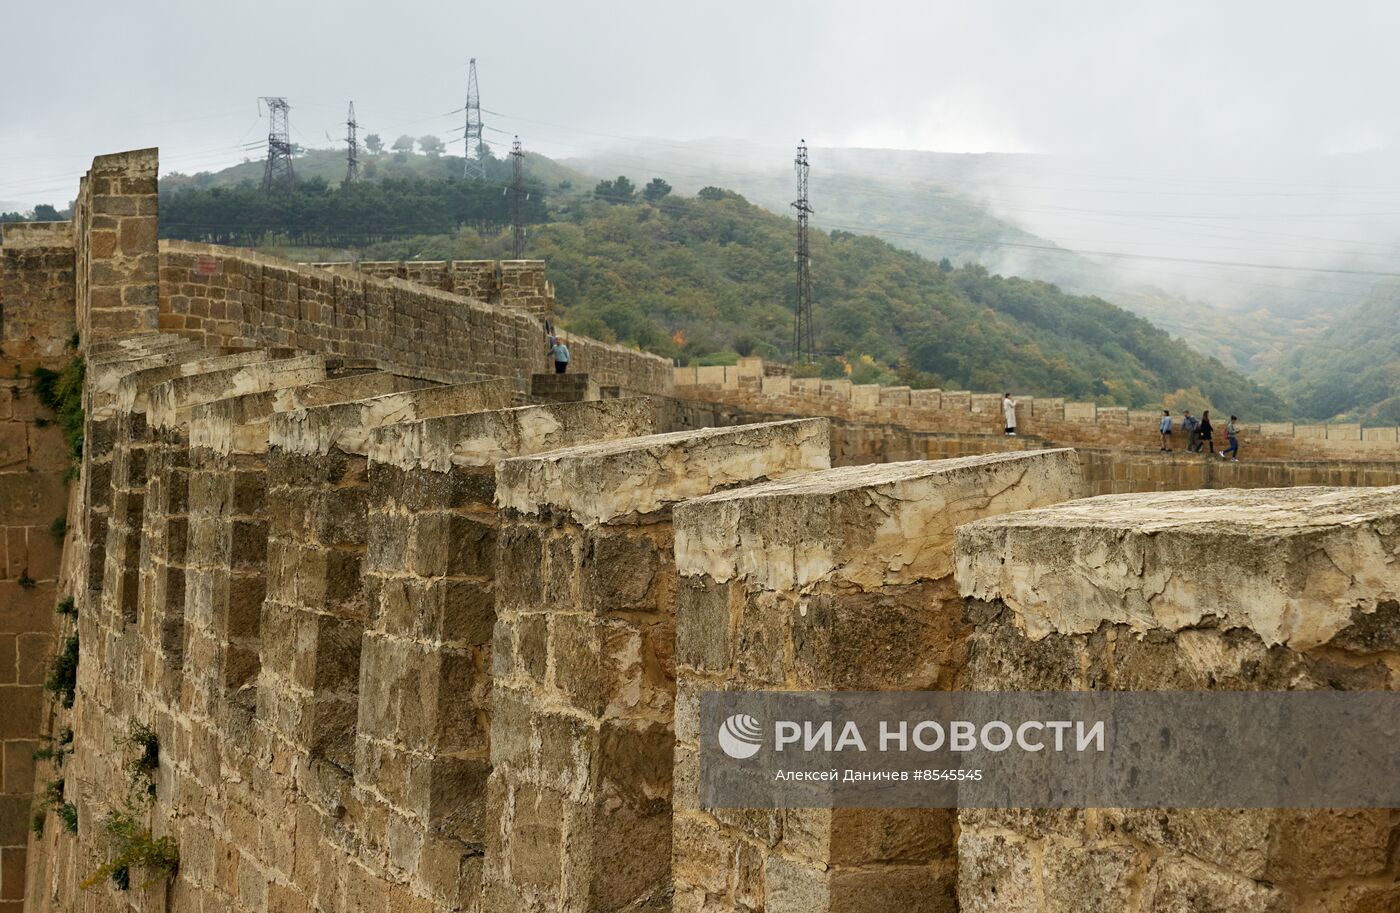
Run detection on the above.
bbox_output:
[677,357,1400,462]
[305,259,554,322]
[9,148,1400,913]
[23,331,1400,913]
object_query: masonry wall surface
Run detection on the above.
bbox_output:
[484,420,831,913]
[952,488,1400,912]
[20,145,1400,913]
[669,451,1085,913]
[160,241,669,395]
[677,360,1400,462]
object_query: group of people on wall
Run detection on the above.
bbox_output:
[1159,409,1241,461]
[999,393,1242,462]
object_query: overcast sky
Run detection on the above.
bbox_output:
[3,0,1399,208]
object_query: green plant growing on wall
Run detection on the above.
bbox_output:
[32,356,85,465]
[32,770,78,836]
[118,719,159,799]
[50,515,67,541]
[55,594,77,617]
[80,811,178,892]
[44,632,78,708]
[17,572,36,589]
[58,800,78,834]
[33,726,74,768]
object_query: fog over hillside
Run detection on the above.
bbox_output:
[562,139,1400,377]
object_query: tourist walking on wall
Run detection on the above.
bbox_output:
[1182,411,1199,452]
[1196,410,1214,453]
[552,337,571,374]
[1002,393,1017,436]
[1219,415,1240,461]
[1159,410,1173,451]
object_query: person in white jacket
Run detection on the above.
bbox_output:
[1002,393,1017,436]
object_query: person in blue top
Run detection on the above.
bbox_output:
[1159,409,1172,451]
[1218,416,1240,462]
[551,337,571,374]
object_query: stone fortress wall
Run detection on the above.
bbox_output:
[4,148,1400,913]
[677,358,1400,462]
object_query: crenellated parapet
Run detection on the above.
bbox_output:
[14,147,1400,913]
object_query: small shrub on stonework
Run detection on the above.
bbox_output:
[18,572,36,589]
[55,595,77,618]
[44,633,79,708]
[33,357,85,464]
[118,719,160,798]
[33,727,74,768]
[81,811,178,892]
[50,515,67,541]
[34,776,77,834]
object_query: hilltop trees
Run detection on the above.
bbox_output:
[593,176,637,204]
[159,175,549,247]
[419,135,445,156]
[364,134,383,155]
[643,178,672,202]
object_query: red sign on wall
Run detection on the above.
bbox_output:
[194,256,221,276]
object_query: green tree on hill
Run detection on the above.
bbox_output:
[364,134,384,155]
[643,178,672,202]
[594,176,636,204]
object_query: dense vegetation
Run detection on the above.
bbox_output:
[218,158,1282,414]
[1260,283,1400,422]
[160,174,550,247]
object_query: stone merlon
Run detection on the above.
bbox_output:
[367,396,668,471]
[494,418,831,526]
[954,485,1400,649]
[267,379,513,455]
[675,449,1084,591]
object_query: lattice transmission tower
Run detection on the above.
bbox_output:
[792,140,814,363]
[261,97,294,192]
[344,101,359,184]
[510,137,526,259]
[463,59,486,179]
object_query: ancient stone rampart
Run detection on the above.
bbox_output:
[162,241,667,394]
[678,357,1400,462]
[11,146,1400,913]
[306,259,554,322]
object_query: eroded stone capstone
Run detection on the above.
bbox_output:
[956,485,1400,648]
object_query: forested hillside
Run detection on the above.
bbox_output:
[1259,283,1400,423]
[157,156,1287,417]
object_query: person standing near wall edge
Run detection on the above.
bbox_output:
[1219,415,1240,461]
[1196,410,1214,453]
[1002,393,1017,436]
[1159,410,1172,451]
[552,337,571,374]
